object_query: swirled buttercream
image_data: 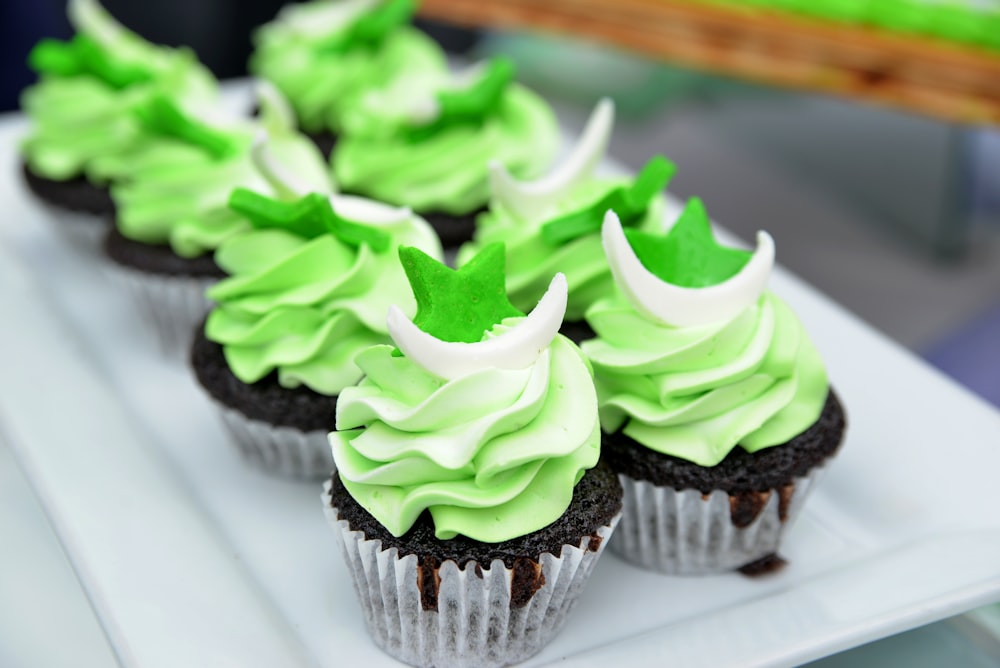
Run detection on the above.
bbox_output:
[332,77,558,215]
[110,92,332,258]
[331,330,600,542]
[250,0,446,135]
[20,0,217,183]
[582,291,829,467]
[205,204,442,394]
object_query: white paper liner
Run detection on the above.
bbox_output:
[609,466,826,575]
[214,405,334,480]
[323,481,621,668]
[36,203,109,254]
[103,262,216,358]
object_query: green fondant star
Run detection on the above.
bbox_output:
[229,189,391,252]
[133,96,240,160]
[399,243,523,343]
[29,35,153,90]
[624,197,751,288]
[406,57,515,141]
[541,155,676,246]
[318,0,415,54]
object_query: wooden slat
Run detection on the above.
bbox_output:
[418,0,1000,126]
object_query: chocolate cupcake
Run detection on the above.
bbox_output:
[327,244,621,668]
[458,99,673,344]
[580,202,846,574]
[249,0,446,158]
[332,57,559,249]
[20,0,216,250]
[192,192,442,478]
[105,84,332,356]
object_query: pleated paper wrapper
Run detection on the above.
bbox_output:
[610,466,826,574]
[323,481,622,668]
[103,263,216,358]
[39,204,109,255]
[212,405,334,480]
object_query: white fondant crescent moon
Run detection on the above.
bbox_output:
[69,0,122,46]
[250,130,313,199]
[403,61,488,125]
[386,273,568,380]
[254,80,296,133]
[329,195,412,227]
[489,98,614,220]
[602,210,774,327]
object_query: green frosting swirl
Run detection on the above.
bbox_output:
[458,180,666,321]
[205,210,442,394]
[110,105,331,258]
[20,2,217,183]
[332,84,559,215]
[331,331,600,542]
[582,292,828,467]
[250,1,446,135]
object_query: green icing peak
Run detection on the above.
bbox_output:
[229,188,391,252]
[407,57,516,140]
[400,242,523,343]
[541,155,676,246]
[319,0,416,54]
[28,34,153,89]
[625,197,751,288]
[133,95,239,160]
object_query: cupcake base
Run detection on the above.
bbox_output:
[603,390,846,575]
[22,162,115,217]
[325,462,622,668]
[103,228,224,357]
[190,329,337,479]
[22,162,114,252]
[422,207,487,250]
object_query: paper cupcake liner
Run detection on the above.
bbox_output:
[215,405,333,480]
[609,466,826,575]
[37,203,109,255]
[103,263,216,358]
[324,481,621,668]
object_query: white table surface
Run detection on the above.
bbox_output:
[2,87,1000,668]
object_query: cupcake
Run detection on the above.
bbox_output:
[192,189,443,478]
[581,204,846,575]
[458,98,673,343]
[20,0,217,249]
[326,243,622,668]
[332,56,560,248]
[105,83,331,355]
[250,0,446,157]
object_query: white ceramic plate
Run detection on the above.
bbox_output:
[3,93,1000,668]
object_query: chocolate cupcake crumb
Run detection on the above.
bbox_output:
[22,162,116,217]
[104,227,226,278]
[602,390,845,494]
[191,325,338,432]
[330,459,622,580]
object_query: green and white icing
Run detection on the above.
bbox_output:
[332,58,559,215]
[21,0,218,183]
[458,99,669,320]
[581,209,829,467]
[250,0,447,135]
[206,197,442,394]
[332,245,600,542]
[111,84,333,258]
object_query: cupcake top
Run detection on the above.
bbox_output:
[205,190,442,395]
[331,243,601,542]
[250,0,446,136]
[111,84,332,258]
[458,99,673,321]
[332,57,560,215]
[581,203,829,467]
[20,0,217,183]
